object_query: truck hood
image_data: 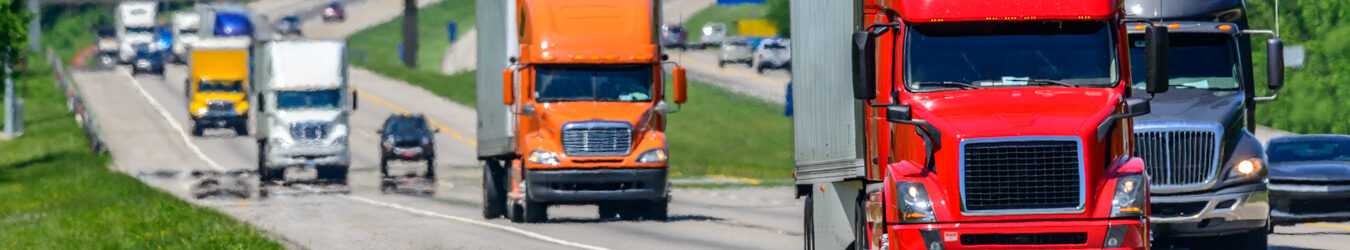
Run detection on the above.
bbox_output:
[535,102,655,134]
[1132,88,1243,126]
[1269,161,1350,182]
[912,87,1118,140]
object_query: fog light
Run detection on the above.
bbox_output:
[1103,225,1128,248]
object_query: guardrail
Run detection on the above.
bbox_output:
[47,47,106,154]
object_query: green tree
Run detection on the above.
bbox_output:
[0,0,30,70]
[1245,0,1350,134]
[765,0,789,37]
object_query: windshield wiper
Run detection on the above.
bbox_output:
[915,81,982,90]
[1025,79,1079,87]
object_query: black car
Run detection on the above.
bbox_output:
[379,114,438,178]
[131,44,165,76]
[276,15,303,36]
[660,24,687,50]
[322,2,345,22]
[1267,134,1350,225]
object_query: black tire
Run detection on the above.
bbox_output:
[317,165,349,185]
[257,141,284,183]
[645,199,669,221]
[233,122,248,136]
[190,122,204,137]
[379,156,390,178]
[619,203,643,220]
[745,61,754,67]
[718,61,726,68]
[758,65,766,74]
[425,157,436,179]
[523,196,548,223]
[598,203,620,219]
[1232,228,1268,250]
[853,192,869,250]
[482,160,507,219]
[804,192,815,250]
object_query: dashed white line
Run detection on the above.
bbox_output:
[122,69,225,171]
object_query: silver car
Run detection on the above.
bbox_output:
[754,39,791,74]
[718,39,753,68]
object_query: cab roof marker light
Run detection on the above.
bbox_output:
[1218,25,1233,31]
[1167,24,1180,29]
[1134,25,1147,30]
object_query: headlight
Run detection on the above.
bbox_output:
[636,149,668,163]
[1227,159,1263,179]
[382,137,394,148]
[195,107,208,115]
[136,60,151,67]
[333,135,348,145]
[270,137,289,147]
[1110,175,1146,218]
[527,150,560,166]
[421,137,431,145]
[895,181,936,224]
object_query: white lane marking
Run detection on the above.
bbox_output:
[328,189,610,250]
[122,69,225,171]
[123,69,603,250]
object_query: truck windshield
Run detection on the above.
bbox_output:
[277,90,342,110]
[1129,35,1240,90]
[905,21,1118,91]
[535,65,654,102]
[1268,140,1350,163]
[179,28,198,35]
[125,27,155,34]
[198,80,243,93]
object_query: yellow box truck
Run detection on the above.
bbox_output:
[186,38,251,136]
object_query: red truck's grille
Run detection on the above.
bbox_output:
[961,139,1083,213]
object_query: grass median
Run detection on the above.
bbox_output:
[0,58,281,248]
[348,0,794,182]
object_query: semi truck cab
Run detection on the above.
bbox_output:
[1122,0,1286,246]
[252,40,355,187]
[793,0,1173,249]
[476,0,688,223]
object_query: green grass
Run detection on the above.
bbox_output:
[40,4,115,65]
[0,60,281,248]
[350,0,793,180]
[680,3,768,42]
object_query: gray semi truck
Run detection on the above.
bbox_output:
[1123,0,1287,247]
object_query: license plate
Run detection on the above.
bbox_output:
[402,151,416,157]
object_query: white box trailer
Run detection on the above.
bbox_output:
[251,40,354,185]
[170,12,201,63]
[115,1,158,63]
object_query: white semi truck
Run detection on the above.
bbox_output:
[251,40,355,188]
[115,1,157,64]
[170,12,201,64]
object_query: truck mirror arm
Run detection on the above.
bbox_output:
[886,104,943,172]
[1095,97,1151,141]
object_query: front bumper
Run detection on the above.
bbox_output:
[1270,181,1350,225]
[1150,182,1269,238]
[524,167,668,204]
[192,113,245,128]
[264,144,350,168]
[885,218,1148,249]
[385,146,432,160]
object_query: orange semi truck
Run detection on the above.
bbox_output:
[475,0,688,223]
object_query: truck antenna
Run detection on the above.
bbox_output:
[1275,0,1281,37]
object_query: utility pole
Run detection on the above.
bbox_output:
[401,0,419,68]
[3,59,19,136]
[27,0,38,52]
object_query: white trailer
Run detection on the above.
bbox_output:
[170,12,201,63]
[115,1,158,63]
[251,40,355,187]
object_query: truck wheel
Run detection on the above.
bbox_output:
[523,198,548,223]
[190,122,204,137]
[379,157,390,178]
[482,160,507,219]
[718,61,726,68]
[758,65,766,74]
[852,193,869,250]
[233,122,248,136]
[425,157,436,179]
[257,141,284,183]
[598,203,620,219]
[804,192,814,250]
[644,199,669,221]
[318,165,349,185]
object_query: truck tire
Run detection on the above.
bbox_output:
[190,122,204,137]
[758,65,766,74]
[1232,228,1268,250]
[318,165,349,185]
[233,122,248,136]
[853,193,869,250]
[425,157,436,179]
[257,141,284,183]
[482,160,507,219]
[598,203,620,219]
[379,156,390,178]
[644,199,668,221]
[718,61,726,68]
[804,192,814,250]
[523,197,548,223]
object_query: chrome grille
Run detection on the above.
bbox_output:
[290,121,332,140]
[207,100,234,111]
[561,121,633,157]
[962,138,1083,213]
[1133,127,1220,188]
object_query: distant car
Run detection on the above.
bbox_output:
[213,12,253,37]
[276,15,303,36]
[660,24,687,50]
[717,39,753,68]
[1267,135,1350,225]
[131,44,164,76]
[322,2,345,23]
[694,22,727,50]
[754,39,790,74]
[95,28,120,69]
[379,114,438,179]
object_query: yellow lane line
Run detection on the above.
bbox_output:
[707,174,763,185]
[677,56,786,87]
[355,91,478,146]
[1308,223,1350,231]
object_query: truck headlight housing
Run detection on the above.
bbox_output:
[421,137,431,145]
[527,150,560,166]
[333,135,347,145]
[1227,159,1263,180]
[195,107,208,116]
[895,181,936,224]
[1110,175,1146,218]
[636,149,668,163]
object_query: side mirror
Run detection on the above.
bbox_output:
[1266,38,1284,90]
[1144,25,1169,94]
[502,69,515,105]
[852,31,877,100]
[521,104,536,116]
[1125,97,1151,116]
[673,67,688,104]
[885,105,912,123]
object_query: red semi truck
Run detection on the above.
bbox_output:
[792,0,1172,249]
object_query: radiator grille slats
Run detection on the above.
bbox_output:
[1133,130,1218,187]
[963,140,1082,212]
[290,121,331,140]
[562,122,632,157]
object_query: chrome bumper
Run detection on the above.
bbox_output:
[1150,183,1269,238]
[264,144,350,168]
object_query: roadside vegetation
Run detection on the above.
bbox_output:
[1246,0,1350,134]
[679,3,767,42]
[347,0,477,106]
[0,59,281,249]
[350,1,793,182]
